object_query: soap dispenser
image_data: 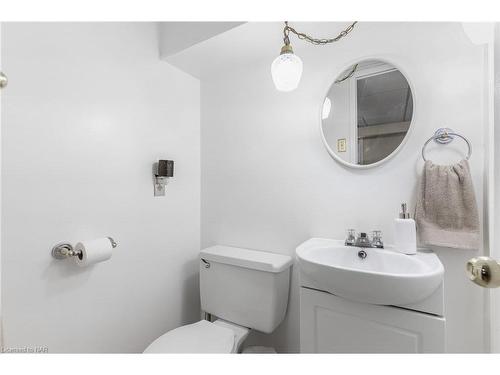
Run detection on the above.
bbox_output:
[393,203,417,255]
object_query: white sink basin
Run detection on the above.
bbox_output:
[296,238,444,306]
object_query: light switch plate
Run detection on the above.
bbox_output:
[337,138,347,152]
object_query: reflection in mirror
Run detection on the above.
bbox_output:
[321,59,413,167]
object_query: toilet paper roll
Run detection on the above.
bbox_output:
[74,238,113,267]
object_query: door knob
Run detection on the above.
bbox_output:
[0,72,8,89]
[466,256,500,288]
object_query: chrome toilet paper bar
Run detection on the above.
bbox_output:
[51,237,117,260]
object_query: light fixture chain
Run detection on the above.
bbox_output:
[284,21,357,45]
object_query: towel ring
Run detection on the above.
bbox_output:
[421,128,472,162]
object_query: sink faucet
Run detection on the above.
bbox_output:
[345,230,384,249]
[355,232,371,247]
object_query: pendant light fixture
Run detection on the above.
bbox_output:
[271,21,358,92]
[271,26,303,92]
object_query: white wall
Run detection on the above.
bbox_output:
[159,22,244,59]
[201,22,488,352]
[1,23,201,353]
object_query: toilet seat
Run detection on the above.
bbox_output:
[144,320,237,353]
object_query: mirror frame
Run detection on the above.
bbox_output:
[319,56,416,169]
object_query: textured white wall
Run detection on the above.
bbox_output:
[1,23,201,353]
[201,22,488,353]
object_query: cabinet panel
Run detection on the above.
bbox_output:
[300,287,445,353]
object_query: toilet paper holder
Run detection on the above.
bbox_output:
[51,237,117,260]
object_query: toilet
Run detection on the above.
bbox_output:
[144,245,293,353]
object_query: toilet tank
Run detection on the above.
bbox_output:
[200,245,293,334]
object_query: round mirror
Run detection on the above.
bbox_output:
[320,59,414,168]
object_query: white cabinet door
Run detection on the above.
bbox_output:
[300,287,445,353]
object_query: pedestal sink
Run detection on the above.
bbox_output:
[296,238,444,306]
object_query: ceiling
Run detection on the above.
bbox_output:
[162,22,353,79]
[158,22,245,58]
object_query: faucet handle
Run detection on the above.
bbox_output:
[345,229,356,246]
[371,230,384,248]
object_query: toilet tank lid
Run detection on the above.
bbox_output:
[200,245,293,273]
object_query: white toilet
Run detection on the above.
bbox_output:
[144,245,293,353]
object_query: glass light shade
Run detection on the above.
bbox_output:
[322,97,332,119]
[271,52,303,92]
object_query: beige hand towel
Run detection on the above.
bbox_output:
[415,159,479,250]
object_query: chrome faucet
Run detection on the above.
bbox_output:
[345,230,384,249]
[355,232,371,247]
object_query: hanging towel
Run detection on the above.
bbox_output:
[415,159,479,250]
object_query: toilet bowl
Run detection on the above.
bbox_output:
[144,245,293,353]
[144,319,250,353]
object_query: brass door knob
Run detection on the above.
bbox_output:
[466,256,500,288]
[0,72,8,89]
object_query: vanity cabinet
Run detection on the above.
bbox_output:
[300,287,445,353]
